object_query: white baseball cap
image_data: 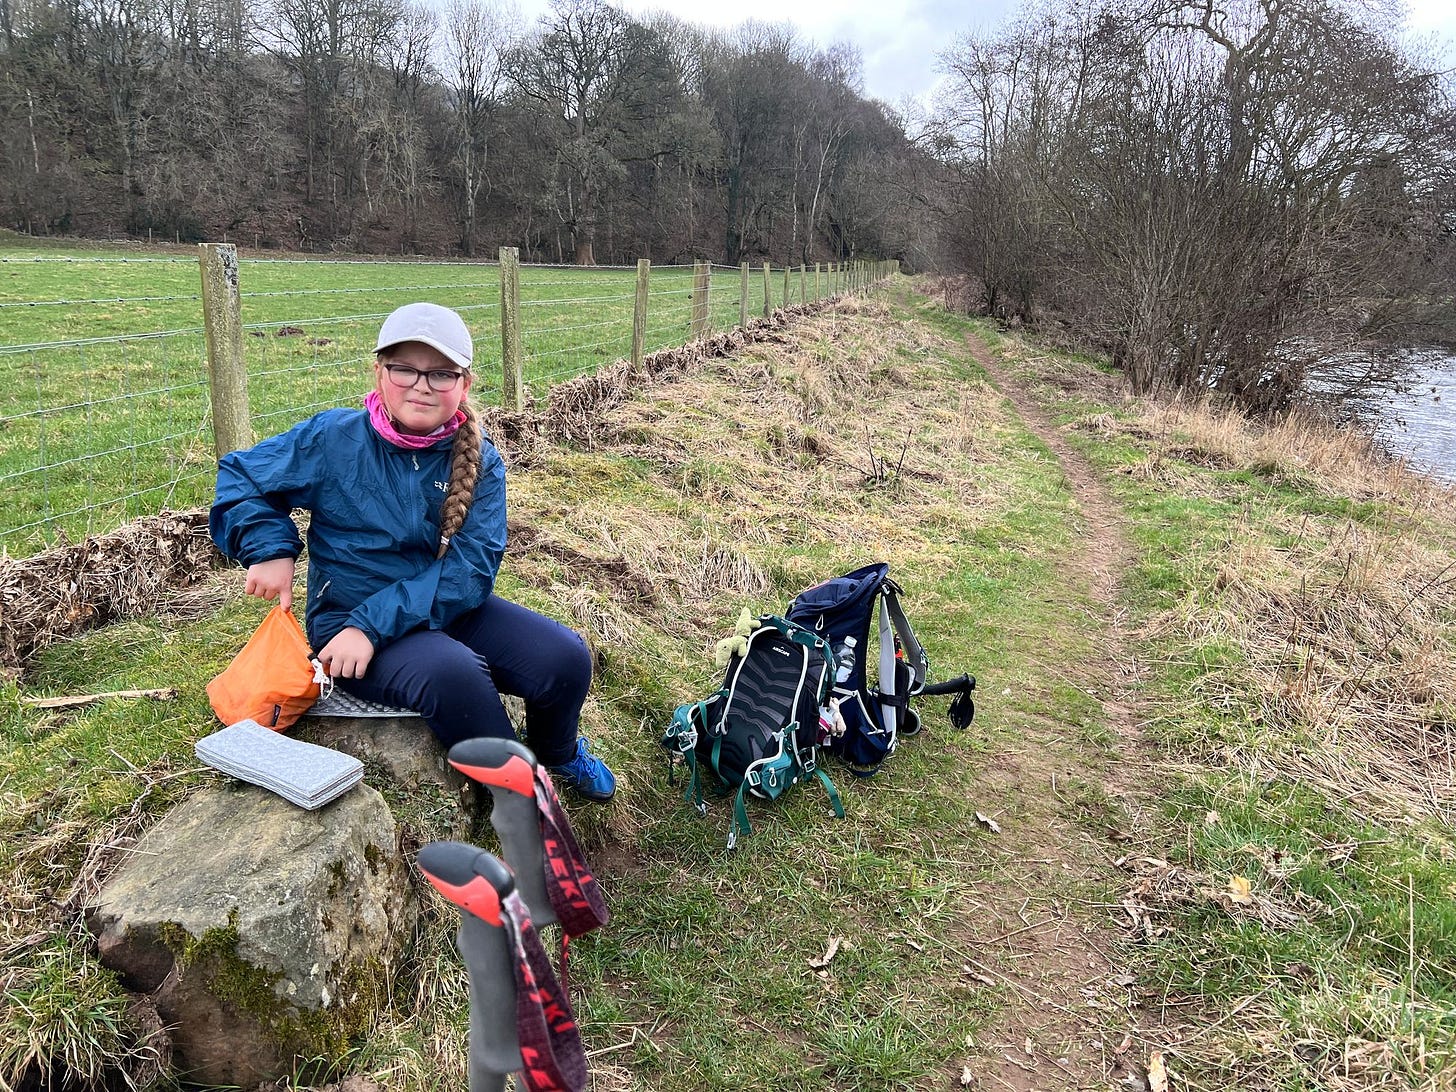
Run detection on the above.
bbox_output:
[374,302,473,370]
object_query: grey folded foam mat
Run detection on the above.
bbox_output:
[196,718,364,809]
[306,687,418,719]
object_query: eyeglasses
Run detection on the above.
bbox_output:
[382,363,466,392]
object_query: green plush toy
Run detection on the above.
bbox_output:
[713,606,756,667]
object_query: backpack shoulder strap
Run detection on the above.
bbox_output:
[881,579,929,692]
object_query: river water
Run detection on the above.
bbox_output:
[1335,350,1456,484]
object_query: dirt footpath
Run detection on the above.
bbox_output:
[956,331,1160,1092]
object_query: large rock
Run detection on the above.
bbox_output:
[86,781,417,1088]
[296,695,529,832]
[300,713,461,797]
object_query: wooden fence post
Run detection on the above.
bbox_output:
[631,258,650,367]
[799,264,806,305]
[499,246,523,411]
[739,261,749,328]
[762,262,771,317]
[690,260,710,339]
[782,264,790,308]
[199,243,252,457]
[814,262,821,301]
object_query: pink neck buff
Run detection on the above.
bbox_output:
[365,389,466,450]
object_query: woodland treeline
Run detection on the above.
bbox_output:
[0,0,934,266]
[2,0,1455,410]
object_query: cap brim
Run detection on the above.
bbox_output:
[374,335,472,370]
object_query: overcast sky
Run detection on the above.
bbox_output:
[512,0,1456,107]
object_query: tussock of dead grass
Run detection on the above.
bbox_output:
[1144,511,1456,825]
[559,584,651,655]
[1119,850,1331,938]
[1132,398,1456,513]
[0,511,218,679]
[678,537,771,602]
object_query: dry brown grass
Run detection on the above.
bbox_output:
[1125,397,1456,514]
[499,296,1003,644]
[1253,543,1450,823]
[1057,383,1456,829]
[1118,850,1332,936]
[1139,498,1456,827]
[0,511,218,679]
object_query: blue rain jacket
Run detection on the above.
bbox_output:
[210,408,508,651]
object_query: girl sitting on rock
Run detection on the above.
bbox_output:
[209,302,616,801]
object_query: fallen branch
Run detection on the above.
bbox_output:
[24,687,179,710]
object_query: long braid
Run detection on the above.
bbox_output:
[438,400,482,558]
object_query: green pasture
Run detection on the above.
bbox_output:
[0,235,832,555]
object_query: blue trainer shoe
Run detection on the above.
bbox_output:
[547,737,617,802]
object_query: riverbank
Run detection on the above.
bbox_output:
[973,305,1456,1088]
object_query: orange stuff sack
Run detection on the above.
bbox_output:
[207,606,322,730]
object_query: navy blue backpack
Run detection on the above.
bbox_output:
[787,563,976,775]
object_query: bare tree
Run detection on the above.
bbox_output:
[509,0,673,264]
[262,0,403,236]
[934,0,1456,411]
[701,22,807,264]
[440,0,515,255]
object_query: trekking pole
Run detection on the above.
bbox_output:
[418,843,522,1092]
[448,738,557,927]
[920,673,977,729]
[448,737,609,1001]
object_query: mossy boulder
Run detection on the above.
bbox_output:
[85,780,416,1087]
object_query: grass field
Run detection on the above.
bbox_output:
[5,278,1454,1091]
[0,231,839,554]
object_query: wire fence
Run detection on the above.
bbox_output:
[0,250,890,557]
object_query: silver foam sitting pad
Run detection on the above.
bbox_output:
[196,718,364,809]
[307,686,419,719]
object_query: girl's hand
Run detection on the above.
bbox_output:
[245,558,297,612]
[318,627,375,679]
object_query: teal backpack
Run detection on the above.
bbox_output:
[660,615,843,848]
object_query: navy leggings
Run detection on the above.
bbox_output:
[335,595,592,765]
